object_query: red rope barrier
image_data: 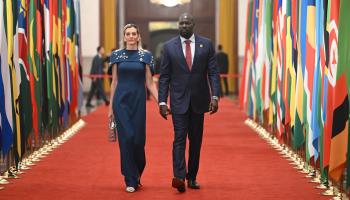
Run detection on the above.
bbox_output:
[83,73,241,79]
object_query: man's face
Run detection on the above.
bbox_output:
[178,15,194,39]
[100,47,105,55]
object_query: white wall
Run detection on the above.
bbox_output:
[238,0,248,57]
[80,0,100,58]
[80,0,100,92]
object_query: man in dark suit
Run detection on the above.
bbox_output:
[158,13,220,193]
[85,46,109,107]
[216,44,229,96]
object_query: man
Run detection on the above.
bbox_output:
[85,46,109,107]
[216,44,229,96]
[158,13,220,193]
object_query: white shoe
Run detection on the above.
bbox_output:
[126,186,135,193]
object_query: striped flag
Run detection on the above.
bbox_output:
[276,0,286,138]
[310,0,326,163]
[269,0,279,127]
[0,0,13,155]
[28,0,42,139]
[5,0,22,159]
[66,0,78,119]
[292,0,305,150]
[303,0,316,162]
[240,0,253,112]
[74,0,84,114]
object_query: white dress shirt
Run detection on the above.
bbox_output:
[180,34,195,65]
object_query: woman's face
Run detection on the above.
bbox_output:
[124,27,139,46]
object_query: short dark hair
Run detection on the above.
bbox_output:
[218,45,222,50]
[97,46,103,52]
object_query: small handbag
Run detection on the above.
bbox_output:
[108,116,117,142]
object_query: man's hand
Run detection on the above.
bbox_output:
[209,99,218,114]
[159,104,170,120]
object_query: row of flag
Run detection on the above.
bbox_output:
[240,0,350,188]
[0,0,83,164]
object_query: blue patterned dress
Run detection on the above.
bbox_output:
[109,49,154,187]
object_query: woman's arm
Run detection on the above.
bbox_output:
[108,64,118,118]
[145,64,158,102]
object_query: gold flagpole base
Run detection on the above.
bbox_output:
[315,183,328,190]
[244,118,348,200]
[3,170,20,179]
[0,178,9,185]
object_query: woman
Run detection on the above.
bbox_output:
[108,24,158,193]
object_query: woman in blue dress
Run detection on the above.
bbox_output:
[108,24,158,193]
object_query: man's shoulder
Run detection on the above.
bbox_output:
[195,35,212,44]
[164,36,179,46]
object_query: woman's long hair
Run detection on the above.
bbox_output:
[119,23,143,50]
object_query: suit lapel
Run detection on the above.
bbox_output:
[192,35,201,69]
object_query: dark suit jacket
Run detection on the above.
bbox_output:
[216,52,228,74]
[158,35,220,114]
[90,55,104,75]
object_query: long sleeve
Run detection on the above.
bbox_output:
[207,41,220,97]
[158,45,171,103]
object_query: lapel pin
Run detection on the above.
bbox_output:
[199,44,204,48]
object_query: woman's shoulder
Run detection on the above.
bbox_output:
[109,49,127,64]
[138,49,153,57]
[138,49,154,64]
[111,49,126,57]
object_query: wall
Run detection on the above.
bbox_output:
[238,0,248,57]
[80,0,100,92]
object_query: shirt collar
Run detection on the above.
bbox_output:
[180,34,195,44]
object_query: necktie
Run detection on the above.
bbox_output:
[185,40,192,70]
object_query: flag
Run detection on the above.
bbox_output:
[66,0,78,119]
[319,0,329,182]
[0,0,14,156]
[310,0,325,163]
[269,0,279,127]
[74,0,83,114]
[240,0,254,112]
[28,0,41,140]
[6,0,22,159]
[275,0,286,138]
[323,0,339,174]
[292,0,305,150]
[18,0,33,156]
[329,0,350,182]
[303,0,316,162]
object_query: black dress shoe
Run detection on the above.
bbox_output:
[172,178,186,193]
[187,180,200,189]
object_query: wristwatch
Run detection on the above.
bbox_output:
[212,96,219,101]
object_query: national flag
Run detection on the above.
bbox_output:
[0,0,13,155]
[5,0,22,159]
[323,0,339,173]
[28,0,42,140]
[303,0,316,162]
[329,0,350,182]
[18,0,33,156]
[240,0,254,112]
